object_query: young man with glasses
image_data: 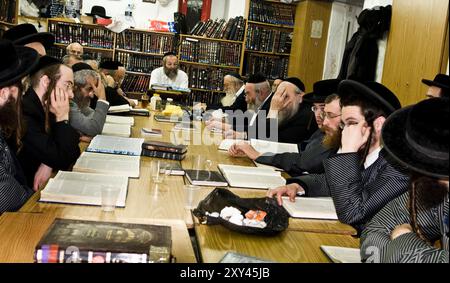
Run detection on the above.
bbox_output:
[17,56,81,190]
[228,79,341,176]
[268,80,410,234]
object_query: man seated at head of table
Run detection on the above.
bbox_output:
[150,52,189,90]
[228,79,342,177]
[0,40,39,214]
[268,80,410,235]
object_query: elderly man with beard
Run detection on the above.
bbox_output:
[360,98,448,263]
[69,63,109,137]
[0,40,39,213]
[228,79,341,176]
[150,52,188,89]
[268,80,410,234]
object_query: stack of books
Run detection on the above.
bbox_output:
[189,16,246,42]
[141,141,188,161]
[115,30,174,54]
[48,21,114,49]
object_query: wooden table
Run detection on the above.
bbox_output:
[0,212,196,263]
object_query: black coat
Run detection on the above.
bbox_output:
[255,129,336,176]
[209,88,248,113]
[90,87,130,108]
[231,93,274,134]
[18,89,81,187]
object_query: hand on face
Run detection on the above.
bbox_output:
[270,88,291,112]
[49,87,70,122]
[88,76,106,100]
[340,121,371,153]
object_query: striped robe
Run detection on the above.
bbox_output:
[0,134,34,214]
[360,192,449,263]
[287,149,410,233]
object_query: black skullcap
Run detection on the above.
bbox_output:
[99,60,122,70]
[247,73,267,84]
[72,62,93,73]
[284,77,305,92]
[31,55,61,75]
[226,72,243,81]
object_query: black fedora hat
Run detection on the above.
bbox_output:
[422,74,450,90]
[30,56,61,76]
[0,39,40,88]
[86,6,111,19]
[99,60,123,70]
[2,23,55,50]
[382,98,449,179]
[303,79,341,103]
[338,80,401,115]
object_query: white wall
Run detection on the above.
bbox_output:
[211,0,246,20]
[82,0,178,29]
[363,0,393,82]
[322,2,362,79]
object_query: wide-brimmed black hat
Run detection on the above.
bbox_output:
[0,39,39,88]
[382,98,449,179]
[2,23,55,50]
[303,79,341,103]
[99,60,123,70]
[283,77,305,92]
[422,74,450,90]
[86,6,111,19]
[30,56,61,76]
[338,80,401,115]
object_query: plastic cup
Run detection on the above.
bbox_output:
[184,185,201,209]
[101,186,120,212]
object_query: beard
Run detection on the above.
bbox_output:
[278,103,299,126]
[164,67,178,79]
[73,91,91,109]
[0,96,19,139]
[412,176,449,210]
[322,126,342,150]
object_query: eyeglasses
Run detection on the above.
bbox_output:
[63,82,74,91]
[311,106,325,113]
[320,111,342,120]
[339,120,360,130]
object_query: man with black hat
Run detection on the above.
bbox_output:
[150,52,188,89]
[0,39,39,213]
[422,74,450,99]
[2,23,55,56]
[70,63,109,137]
[268,80,410,234]
[18,56,81,190]
[360,98,448,263]
[228,79,342,176]
[93,60,131,107]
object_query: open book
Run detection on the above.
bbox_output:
[39,171,128,207]
[86,135,144,156]
[102,123,131,138]
[218,164,286,189]
[320,246,362,263]
[282,197,338,220]
[106,115,135,126]
[218,139,299,155]
[108,104,131,114]
[73,152,140,178]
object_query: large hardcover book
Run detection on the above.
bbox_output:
[101,123,131,138]
[73,152,140,178]
[86,135,144,156]
[184,170,228,187]
[142,141,187,154]
[282,197,338,220]
[39,171,128,207]
[141,149,186,161]
[218,164,286,189]
[34,219,172,263]
[105,115,135,126]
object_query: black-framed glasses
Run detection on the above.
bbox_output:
[320,111,342,120]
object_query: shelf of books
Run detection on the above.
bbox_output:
[0,0,18,25]
[243,0,296,79]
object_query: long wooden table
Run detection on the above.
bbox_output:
[10,112,358,263]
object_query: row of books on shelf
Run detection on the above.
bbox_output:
[245,54,289,79]
[116,31,174,54]
[182,65,234,92]
[189,16,246,42]
[47,46,113,62]
[121,73,151,94]
[116,51,161,74]
[249,0,295,26]
[0,0,16,23]
[246,25,292,54]
[180,38,241,67]
[185,90,223,106]
[48,21,114,49]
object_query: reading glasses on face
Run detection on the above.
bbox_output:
[320,112,341,120]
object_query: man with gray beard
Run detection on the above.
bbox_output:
[150,52,188,89]
[69,63,109,137]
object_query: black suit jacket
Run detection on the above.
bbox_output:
[209,88,247,113]
[18,89,81,187]
[91,87,130,108]
[232,93,273,134]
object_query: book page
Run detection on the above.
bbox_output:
[73,152,140,178]
[320,246,362,263]
[40,172,128,207]
[108,104,131,113]
[218,164,285,189]
[282,197,338,220]
[218,164,280,176]
[86,135,144,156]
[102,123,131,138]
[250,139,299,154]
[106,115,135,126]
[218,139,248,151]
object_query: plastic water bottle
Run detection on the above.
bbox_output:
[125,4,136,28]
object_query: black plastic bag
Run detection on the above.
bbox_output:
[193,188,289,236]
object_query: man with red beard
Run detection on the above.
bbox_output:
[150,52,188,89]
[228,79,342,176]
[0,40,39,213]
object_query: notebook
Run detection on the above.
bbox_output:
[108,104,131,114]
[184,169,228,187]
[39,171,128,207]
[73,152,140,178]
[86,135,144,156]
[105,115,135,126]
[101,123,131,138]
[217,164,286,189]
[282,197,338,220]
[320,246,362,263]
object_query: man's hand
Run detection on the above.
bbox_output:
[267,183,305,206]
[229,143,261,160]
[224,129,245,140]
[33,163,53,191]
[341,121,371,153]
[80,135,93,143]
[49,87,70,122]
[206,120,230,132]
[391,224,413,240]
[270,88,290,112]
[89,77,106,101]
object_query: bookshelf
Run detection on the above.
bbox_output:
[0,0,18,25]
